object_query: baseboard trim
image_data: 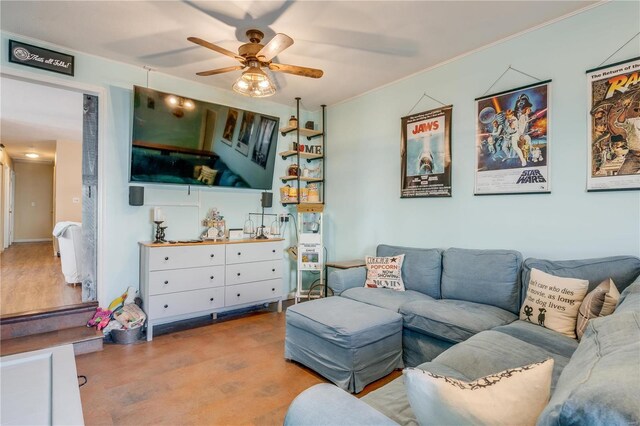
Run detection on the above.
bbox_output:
[13,238,53,243]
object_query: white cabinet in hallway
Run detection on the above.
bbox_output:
[140,239,284,340]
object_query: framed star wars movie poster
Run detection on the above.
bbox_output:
[474,81,551,195]
[587,57,640,191]
[401,105,452,198]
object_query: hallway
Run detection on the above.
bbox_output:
[0,242,81,316]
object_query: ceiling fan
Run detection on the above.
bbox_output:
[188,29,323,97]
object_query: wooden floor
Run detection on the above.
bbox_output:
[76,306,402,425]
[1,242,82,316]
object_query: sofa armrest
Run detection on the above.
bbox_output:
[284,384,398,426]
[329,267,366,295]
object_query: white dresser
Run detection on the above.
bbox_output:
[140,239,284,340]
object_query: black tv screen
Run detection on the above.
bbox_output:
[130,86,279,189]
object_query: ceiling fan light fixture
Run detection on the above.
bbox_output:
[241,65,268,82]
[233,70,276,98]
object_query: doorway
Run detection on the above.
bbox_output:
[0,75,99,317]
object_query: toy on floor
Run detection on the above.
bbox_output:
[107,286,138,311]
[87,307,113,331]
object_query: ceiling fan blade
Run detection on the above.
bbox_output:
[187,37,245,62]
[269,63,323,79]
[257,33,294,62]
[196,65,245,76]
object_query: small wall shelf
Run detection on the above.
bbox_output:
[280,176,324,183]
[280,126,323,140]
[279,150,323,161]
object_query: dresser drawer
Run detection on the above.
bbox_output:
[225,242,281,264]
[149,287,225,320]
[148,266,224,296]
[225,279,281,307]
[149,245,225,271]
[225,260,282,286]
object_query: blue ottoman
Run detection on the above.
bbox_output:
[285,297,403,393]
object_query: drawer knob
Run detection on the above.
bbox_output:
[237,252,241,256]
[210,254,215,258]
[210,297,214,301]
[272,268,275,272]
[272,249,276,253]
[164,280,169,285]
[210,276,214,280]
[164,256,169,261]
[272,288,275,291]
[237,293,241,297]
[237,272,241,276]
[164,304,168,308]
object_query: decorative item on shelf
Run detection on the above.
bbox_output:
[228,228,244,240]
[289,115,298,128]
[305,120,315,130]
[307,184,320,203]
[202,208,226,240]
[305,164,322,178]
[270,218,281,237]
[280,185,291,203]
[287,163,300,177]
[300,187,309,202]
[153,207,167,243]
[288,186,298,201]
[243,218,255,238]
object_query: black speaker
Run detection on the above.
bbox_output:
[261,191,273,208]
[129,186,144,206]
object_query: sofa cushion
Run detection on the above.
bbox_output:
[576,278,620,340]
[341,288,433,312]
[492,320,579,359]
[364,254,406,291]
[616,280,640,314]
[521,256,640,306]
[519,268,589,339]
[404,359,553,426]
[433,330,571,392]
[538,311,640,425]
[400,299,517,343]
[377,245,443,298]
[361,362,468,426]
[441,248,523,314]
[285,296,402,349]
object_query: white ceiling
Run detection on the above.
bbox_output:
[0,77,83,162]
[0,1,598,110]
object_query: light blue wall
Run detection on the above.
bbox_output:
[1,31,313,304]
[326,1,640,261]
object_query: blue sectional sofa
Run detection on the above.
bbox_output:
[332,246,524,366]
[285,246,640,425]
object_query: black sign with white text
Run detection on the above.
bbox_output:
[8,40,74,76]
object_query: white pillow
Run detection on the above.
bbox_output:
[364,254,405,291]
[519,268,589,339]
[404,359,554,426]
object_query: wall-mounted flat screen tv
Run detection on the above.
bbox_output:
[130,86,280,190]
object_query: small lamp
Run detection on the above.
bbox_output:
[256,191,273,239]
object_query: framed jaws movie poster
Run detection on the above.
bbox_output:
[587,57,640,191]
[401,105,452,198]
[474,81,550,195]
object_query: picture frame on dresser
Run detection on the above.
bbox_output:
[139,239,284,340]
